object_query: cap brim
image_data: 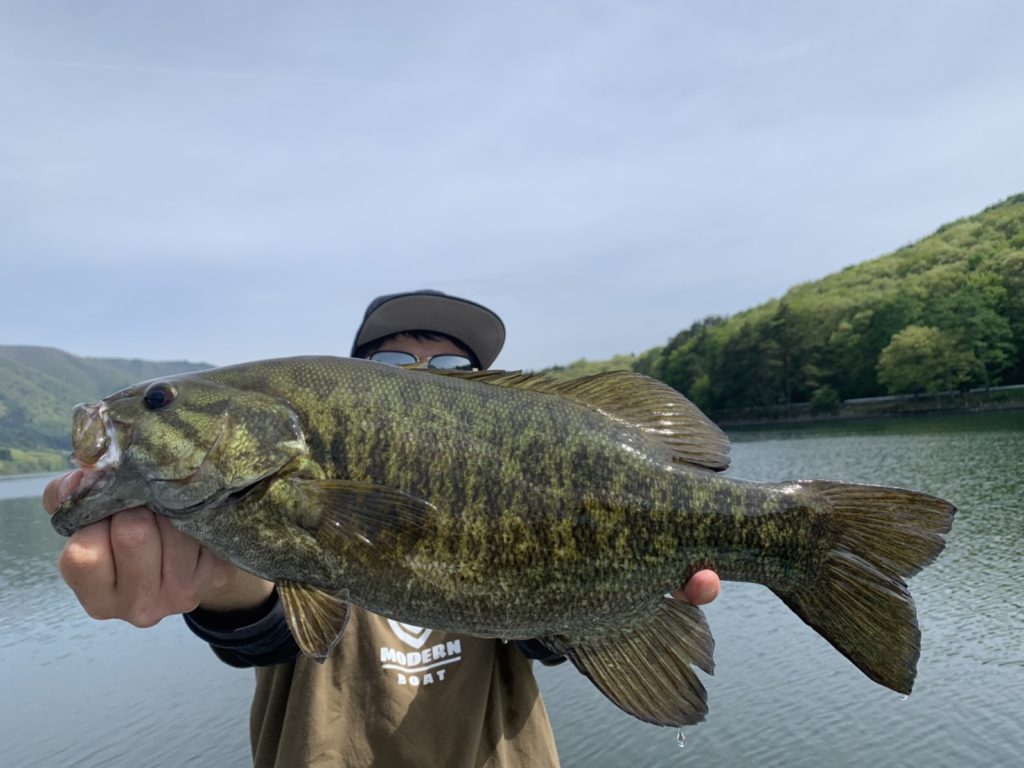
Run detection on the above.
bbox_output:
[352,293,506,369]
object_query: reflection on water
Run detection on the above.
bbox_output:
[1,412,1022,766]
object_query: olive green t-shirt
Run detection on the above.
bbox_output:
[249,606,560,767]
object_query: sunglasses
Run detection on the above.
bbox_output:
[367,350,476,370]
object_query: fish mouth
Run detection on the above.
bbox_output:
[71,402,122,470]
[51,402,127,535]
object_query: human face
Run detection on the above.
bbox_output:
[371,333,477,370]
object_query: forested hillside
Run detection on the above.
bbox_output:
[632,193,1024,415]
[0,347,210,473]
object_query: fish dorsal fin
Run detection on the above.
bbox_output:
[278,580,350,660]
[553,371,730,471]
[541,597,715,726]
[430,369,731,472]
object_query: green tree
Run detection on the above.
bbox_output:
[710,315,785,410]
[631,347,664,380]
[926,269,1017,388]
[809,384,841,414]
[659,316,726,409]
[994,250,1024,381]
[876,325,974,394]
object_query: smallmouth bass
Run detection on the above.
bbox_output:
[51,356,956,727]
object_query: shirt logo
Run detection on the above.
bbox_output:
[379,620,463,688]
[387,620,432,649]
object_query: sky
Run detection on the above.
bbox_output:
[2,0,1023,372]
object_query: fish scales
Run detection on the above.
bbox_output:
[201,360,806,633]
[51,355,956,728]
[213,361,698,629]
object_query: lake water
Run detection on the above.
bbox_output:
[1,412,1021,767]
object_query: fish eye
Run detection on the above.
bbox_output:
[142,382,177,410]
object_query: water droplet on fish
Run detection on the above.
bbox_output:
[676,728,687,748]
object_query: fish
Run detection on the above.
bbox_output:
[51,356,956,727]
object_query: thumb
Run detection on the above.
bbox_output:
[42,470,83,515]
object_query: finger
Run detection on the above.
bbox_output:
[42,470,83,515]
[153,515,206,610]
[155,514,201,577]
[58,519,117,617]
[108,509,165,625]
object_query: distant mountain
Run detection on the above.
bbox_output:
[0,346,212,468]
[632,192,1024,416]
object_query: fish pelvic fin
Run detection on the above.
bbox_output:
[774,481,956,694]
[278,580,350,660]
[543,597,715,727]
[429,368,731,471]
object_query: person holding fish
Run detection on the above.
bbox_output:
[44,289,722,768]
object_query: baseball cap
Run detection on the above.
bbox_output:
[351,289,506,369]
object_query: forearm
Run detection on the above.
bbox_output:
[515,638,566,665]
[185,589,301,668]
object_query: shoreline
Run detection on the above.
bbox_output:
[714,387,1024,428]
[719,403,1024,429]
[0,470,66,481]
[0,464,70,480]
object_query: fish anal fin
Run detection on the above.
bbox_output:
[544,597,715,727]
[425,369,731,472]
[278,580,350,660]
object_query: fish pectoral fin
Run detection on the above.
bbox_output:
[300,479,437,552]
[544,597,715,727]
[278,580,350,660]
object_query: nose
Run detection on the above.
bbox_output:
[72,403,110,466]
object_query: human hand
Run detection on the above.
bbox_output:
[43,470,273,627]
[673,569,720,605]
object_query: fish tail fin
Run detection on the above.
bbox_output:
[773,481,955,694]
